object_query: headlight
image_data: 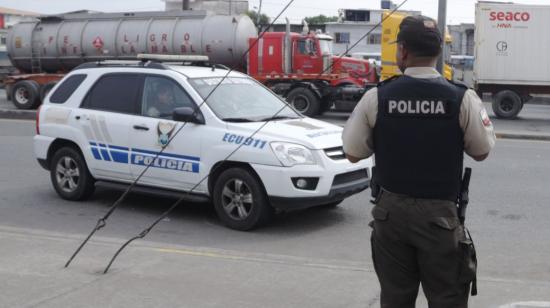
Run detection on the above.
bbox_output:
[270,142,316,166]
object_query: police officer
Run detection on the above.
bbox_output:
[147,82,176,118]
[342,15,496,308]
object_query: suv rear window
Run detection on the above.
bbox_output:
[82,74,142,114]
[50,74,87,104]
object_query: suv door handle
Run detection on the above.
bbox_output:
[133,124,149,131]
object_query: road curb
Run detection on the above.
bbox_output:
[0,109,36,120]
[495,132,550,141]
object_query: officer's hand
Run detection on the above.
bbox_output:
[470,153,489,161]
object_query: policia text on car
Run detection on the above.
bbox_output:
[342,15,496,308]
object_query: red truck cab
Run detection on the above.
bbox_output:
[248,31,377,116]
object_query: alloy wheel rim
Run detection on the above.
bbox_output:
[55,156,80,193]
[221,179,253,221]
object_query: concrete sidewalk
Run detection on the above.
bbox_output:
[1,225,549,308]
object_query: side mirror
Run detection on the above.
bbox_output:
[173,107,205,124]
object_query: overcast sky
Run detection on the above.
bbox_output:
[1,0,550,24]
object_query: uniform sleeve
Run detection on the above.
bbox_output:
[459,89,496,157]
[342,88,378,159]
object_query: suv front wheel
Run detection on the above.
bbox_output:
[50,147,95,200]
[212,168,273,231]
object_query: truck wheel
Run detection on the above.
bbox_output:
[212,168,273,231]
[40,82,57,102]
[492,90,522,119]
[11,80,40,109]
[286,87,321,117]
[50,147,95,201]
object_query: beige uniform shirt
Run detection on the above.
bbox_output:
[342,67,496,159]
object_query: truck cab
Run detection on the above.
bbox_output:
[248,30,376,116]
[248,31,373,82]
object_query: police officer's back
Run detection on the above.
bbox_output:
[342,15,496,308]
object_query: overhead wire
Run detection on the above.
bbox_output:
[101,0,410,274]
[63,0,410,273]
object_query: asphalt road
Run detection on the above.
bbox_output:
[1,119,550,307]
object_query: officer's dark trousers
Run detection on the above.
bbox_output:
[370,191,470,308]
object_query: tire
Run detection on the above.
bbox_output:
[40,81,57,102]
[50,147,95,201]
[492,90,522,119]
[286,87,321,117]
[11,80,40,109]
[212,167,273,231]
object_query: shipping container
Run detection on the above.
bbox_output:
[475,1,550,118]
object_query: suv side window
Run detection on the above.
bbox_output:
[82,74,142,114]
[141,76,196,119]
[50,74,87,104]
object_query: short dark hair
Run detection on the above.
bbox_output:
[396,15,442,57]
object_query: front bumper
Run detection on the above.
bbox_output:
[270,176,369,210]
[251,156,372,210]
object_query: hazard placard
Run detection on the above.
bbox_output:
[92,36,104,49]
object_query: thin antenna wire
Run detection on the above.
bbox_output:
[64,0,296,269]
[101,0,410,273]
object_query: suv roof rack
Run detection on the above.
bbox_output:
[136,54,210,63]
[74,59,167,71]
[72,54,230,71]
[137,54,222,69]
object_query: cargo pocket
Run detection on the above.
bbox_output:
[369,206,389,228]
[430,217,460,231]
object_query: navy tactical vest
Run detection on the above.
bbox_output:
[374,75,467,201]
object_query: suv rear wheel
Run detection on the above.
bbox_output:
[50,147,95,200]
[212,168,273,231]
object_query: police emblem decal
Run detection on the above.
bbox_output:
[157,122,176,147]
[480,109,492,127]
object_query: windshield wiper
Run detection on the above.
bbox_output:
[222,117,256,123]
[258,115,300,121]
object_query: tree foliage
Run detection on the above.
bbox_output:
[246,10,270,27]
[304,15,339,25]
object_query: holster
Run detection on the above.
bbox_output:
[459,227,478,296]
[370,167,381,204]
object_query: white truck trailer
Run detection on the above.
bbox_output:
[475,1,550,119]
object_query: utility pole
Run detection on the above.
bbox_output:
[436,0,447,74]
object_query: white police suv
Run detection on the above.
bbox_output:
[34,56,372,230]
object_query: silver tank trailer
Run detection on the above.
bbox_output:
[7,10,257,73]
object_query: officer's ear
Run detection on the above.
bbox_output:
[397,43,408,61]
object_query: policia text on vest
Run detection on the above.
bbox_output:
[386,99,448,115]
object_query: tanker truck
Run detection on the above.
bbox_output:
[4,10,376,116]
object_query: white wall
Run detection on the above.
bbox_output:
[164,0,248,15]
[325,23,382,55]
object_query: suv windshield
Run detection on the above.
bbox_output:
[189,77,300,122]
